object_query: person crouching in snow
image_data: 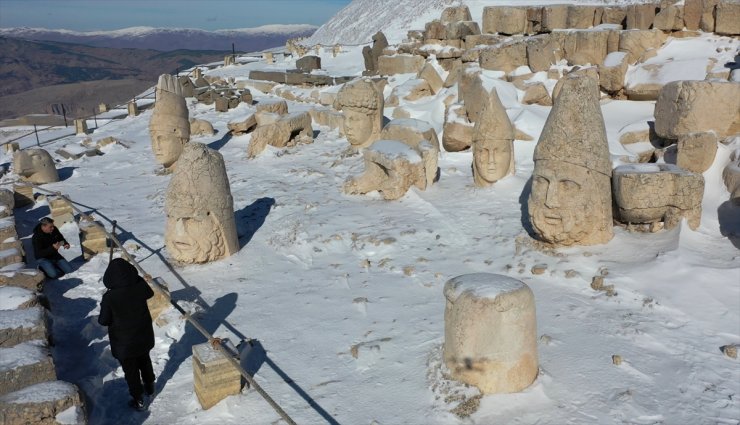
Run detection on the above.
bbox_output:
[98,258,157,411]
[32,217,73,278]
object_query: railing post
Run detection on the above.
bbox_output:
[109,220,117,262]
[33,124,40,146]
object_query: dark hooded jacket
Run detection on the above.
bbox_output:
[98,258,155,360]
[32,223,68,260]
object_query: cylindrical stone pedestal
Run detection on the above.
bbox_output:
[443,273,538,394]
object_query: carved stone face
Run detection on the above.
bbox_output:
[151,127,188,168]
[528,160,611,245]
[13,149,59,184]
[149,81,190,169]
[165,213,225,263]
[343,109,374,147]
[473,141,512,185]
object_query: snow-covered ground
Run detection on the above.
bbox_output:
[1,31,739,425]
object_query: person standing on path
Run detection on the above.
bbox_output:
[98,258,157,411]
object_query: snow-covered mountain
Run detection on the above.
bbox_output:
[0,24,317,52]
[307,0,648,45]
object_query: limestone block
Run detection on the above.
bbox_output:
[0,307,47,348]
[296,55,321,72]
[527,6,544,33]
[443,104,474,152]
[0,188,14,213]
[479,40,528,73]
[715,0,740,35]
[653,4,685,31]
[443,60,463,88]
[127,101,138,117]
[599,51,629,92]
[441,5,472,23]
[552,66,599,101]
[699,0,720,31]
[417,63,444,95]
[482,6,529,35]
[308,108,344,132]
[97,103,109,113]
[526,33,564,73]
[602,7,628,25]
[676,132,718,173]
[424,20,447,40]
[443,273,538,394]
[522,83,552,106]
[255,112,281,127]
[0,287,37,310]
[247,112,313,158]
[214,96,229,112]
[227,114,257,135]
[189,118,215,137]
[344,140,433,200]
[683,0,702,29]
[78,220,108,260]
[562,29,610,66]
[227,97,240,109]
[0,270,45,292]
[464,34,502,49]
[567,5,598,28]
[73,119,88,135]
[177,76,195,97]
[0,216,17,243]
[724,148,740,203]
[445,21,480,40]
[626,3,659,29]
[13,149,59,184]
[0,247,22,268]
[12,185,33,208]
[165,143,239,264]
[0,380,85,425]
[407,30,424,42]
[0,341,56,396]
[654,81,740,140]
[49,197,74,227]
[618,29,667,64]
[606,28,621,53]
[255,99,289,116]
[542,4,569,31]
[377,54,426,75]
[613,164,704,230]
[379,119,440,187]
[193,342,241,410]
[397,79,433,101]
[363,31,389,75]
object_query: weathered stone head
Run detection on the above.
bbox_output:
[528,74,613,246]
[13,148,59,184]
[335,79,384,149]
[472,88,515,187]
[150,74,190,170]
[165,143,238,263]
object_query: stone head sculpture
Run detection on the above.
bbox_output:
[472,88,515,187]
[335,79,384,149]
[527,75,613,246]
[165,143,238,263]
[13,148,59,184]
[150,74,190,170]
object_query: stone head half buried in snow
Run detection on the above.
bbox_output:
[334,79,384,149]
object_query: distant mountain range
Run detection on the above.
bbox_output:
[0,24,316,52]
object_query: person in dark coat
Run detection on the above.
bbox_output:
[32,217,73,278]
[98,258,156,410]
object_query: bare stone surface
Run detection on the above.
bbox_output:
[443,104,474,152]
[526,34,564,72]
[613,163,704,230]
[247,112,314,158]
[417,63,444,95]
[379,118,440,188]
[193,342,241,410]
[654,81,740,140]
[441,5,473,24]
[377,54,426,75]
[542,4,569,31]
[677,132,718,173]
[334,79,384,149]
[0,380,85,425]
[653,3,685,31]
[562,29,609,66]
[472,89,515,187]
[479,40,528,73]
[165,143,238,263]
[227,114,257,135]
[567,5,598,28]
[529,74,613,246]
[256,99,288,116]
[683,0,702,29]
[0,307,47,348]
[626,3,658,29]
[715,0,740,35]
[522,83,552,106]
[12,149,59,184]
[443,273,538,394]
[599,51,629,92]
[149,74,190,170]
[0,341,56,397]
[482,6,529,35]
[78,219,108,260]
[296,55,321,72]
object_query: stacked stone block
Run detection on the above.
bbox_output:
[192,342,242,409]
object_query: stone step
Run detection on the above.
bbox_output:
[0,269,45,291]
[0,340,56,396]
[0,306,48,348]
[0,380,86,425]
[0,286,38,310]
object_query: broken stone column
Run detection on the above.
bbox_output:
[472,88,515,187]
[334,79,384,149]
[12,149,60,184]
[192,342,241,410]
[127,101,139,117]
[78,220,108,260]
[49,197,75,227]
[528,74,614,246]
[74,119,88,135]
[613,164,704,230]
[654,81,740,140]
[150,74,190,171]
[443,273,538,394]
[165,143,239,263]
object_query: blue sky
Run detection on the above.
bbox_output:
[0,0,352,31]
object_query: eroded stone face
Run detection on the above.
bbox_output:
[335,79,384,149]
[529,160,612,245]
[150,74,190,169]
[472,88,515,187]
[165,143,238,263]
[12,149,59,184]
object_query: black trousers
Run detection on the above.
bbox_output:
[120,353,155,399]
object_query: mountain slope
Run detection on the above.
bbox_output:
[0,25,316,52]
